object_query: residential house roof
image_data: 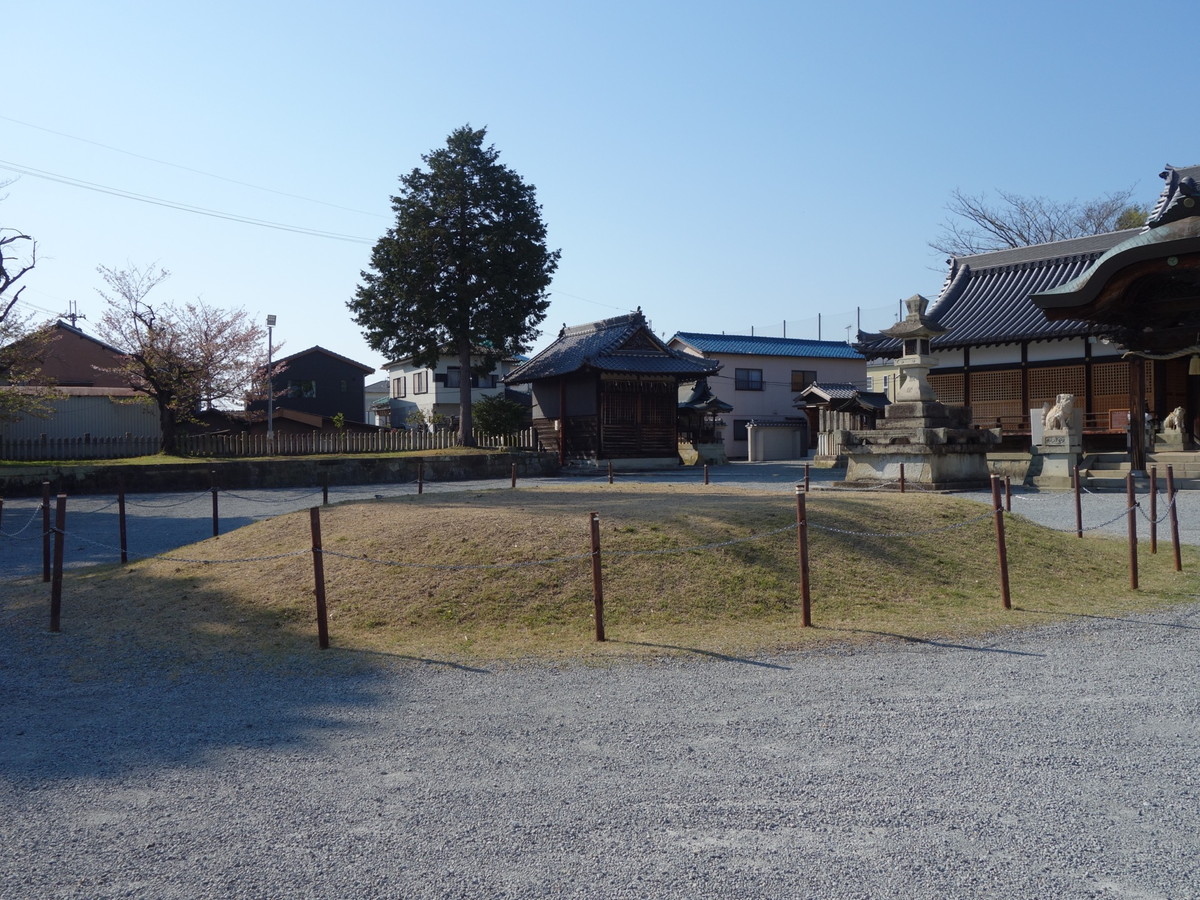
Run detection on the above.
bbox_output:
[506,310,720,384]
[857,228,1139,356]
[275,345,376,374]
[671,333,864,359]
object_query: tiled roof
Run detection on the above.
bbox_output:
[859,229,1137,355]
[800,382,863,401]
[506,311,720,384]
[1148,164,1200,226]
[671,332,864,359]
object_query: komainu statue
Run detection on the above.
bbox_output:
[1043,394,1074,432]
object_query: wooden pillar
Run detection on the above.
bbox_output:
[558,377,567,467]
[1130,356,1147,474]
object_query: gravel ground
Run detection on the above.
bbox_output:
[3,462,1199,898]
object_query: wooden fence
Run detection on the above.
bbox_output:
[0,428,543,461]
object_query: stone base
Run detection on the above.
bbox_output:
[840,450,994,490]
[1156,432,1186,451]
[1030,451,1079,490]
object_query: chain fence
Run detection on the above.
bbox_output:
[6,470,1192,645]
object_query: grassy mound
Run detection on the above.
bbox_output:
[8,484,1197,663]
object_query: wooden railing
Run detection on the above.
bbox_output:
[0,428,543,461]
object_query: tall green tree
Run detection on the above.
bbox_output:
[349,125,560,445]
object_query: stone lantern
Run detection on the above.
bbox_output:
[839,294,1000,490]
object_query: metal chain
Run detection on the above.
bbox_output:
[0,503,47,539]
[809,508,996,538]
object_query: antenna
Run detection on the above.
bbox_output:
[59,301,86,328]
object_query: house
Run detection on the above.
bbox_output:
[667,333,866,460]
[379,351,526,430]
[505,310,720,467]
[255,346,376,424]
[0,320,159,444]
[364,378,389,426]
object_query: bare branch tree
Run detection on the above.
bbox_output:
[0,219,58,422]
[95,263,266,453]
[930,187,1147,257]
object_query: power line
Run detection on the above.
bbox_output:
[0,113,386,219]
[0,159,375,244]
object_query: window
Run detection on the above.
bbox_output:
[734,368,764,391]
[790,370,817,392]
[287,379,316,399]
[732,418,751,441]
[391,376,406,398]
[447,367,486,389]
[412,372,428,394]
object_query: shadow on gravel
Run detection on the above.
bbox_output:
[613,640,792,669]
[0,509,258,578]
[1021,608,1200,630]
[0,569,393,781]
[839,628,1046,657]
[338,647,492,674]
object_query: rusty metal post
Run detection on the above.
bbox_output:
[899,463,906,494]
[1073,464,1083,539]
[42,481,51,583]
[309,507,330,649]
[323,474,329,506]
[1167,466,1182,572]
[990,476,1011,610]
[118,475,128,564]
[796,487,812,627]
[804,463,811,493]
[49,493,66,632]
[418,460,424,495]
[703,464,709,485]
[1126,472,1139,590]
[1004,475,1012,512]
[589,512,605,642]
[608,460,614,484]
[1149,466,1158,555]
[511,463,517,489]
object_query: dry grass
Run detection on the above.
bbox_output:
[8,483,1198,664]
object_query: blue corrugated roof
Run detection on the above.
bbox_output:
[670,333,864,359]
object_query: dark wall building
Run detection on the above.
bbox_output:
[256,346,375,423]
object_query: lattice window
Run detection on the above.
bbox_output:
[1092,361,1127,397]
[928,373,963,404]
[967,370,1022,425]
[603,391,637,425]
[1028,365,1085,408]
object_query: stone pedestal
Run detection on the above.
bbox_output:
[1030,402,1083,489]
[839,400,1000,490]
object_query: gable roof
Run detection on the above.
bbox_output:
[858,228,1139,356]
[505,310,720,384]
[275,345,375,374]
[670,332,864,360]
[797,382,889,412]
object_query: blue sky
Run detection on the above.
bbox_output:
[3,1,1195,378]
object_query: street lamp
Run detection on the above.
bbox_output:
[266,314,277,444]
